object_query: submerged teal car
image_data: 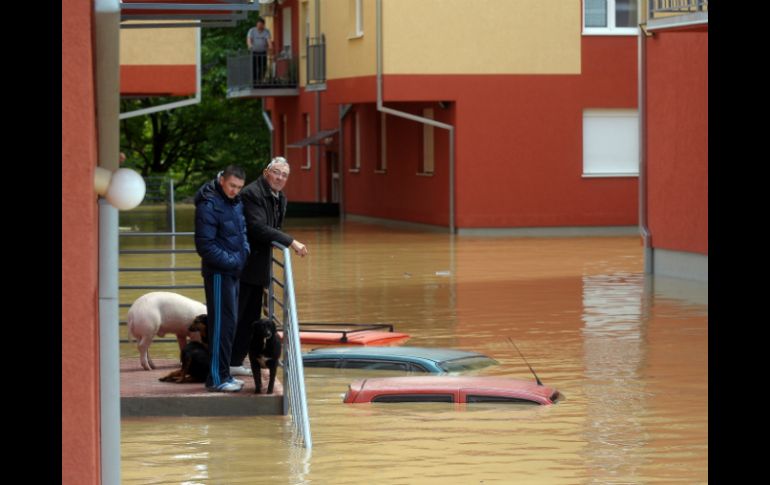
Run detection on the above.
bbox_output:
[302,346,498,373]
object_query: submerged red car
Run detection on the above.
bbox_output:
[343,376,561,405]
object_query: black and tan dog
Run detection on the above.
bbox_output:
[248,318,282,394]
[159,314,210,383]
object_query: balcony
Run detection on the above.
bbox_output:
[648,0,708,31]
[226,50,299,98]
[305,34,326,92]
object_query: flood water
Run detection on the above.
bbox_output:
[119,208,708,484]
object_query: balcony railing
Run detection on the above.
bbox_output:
[227,50,298,97]
[649,0,708,21]
[306,34,326,89]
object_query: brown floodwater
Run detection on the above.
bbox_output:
[119,213,708,484]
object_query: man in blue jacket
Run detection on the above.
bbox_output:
[194,165,250,392]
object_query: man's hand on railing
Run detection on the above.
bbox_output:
[290,240,308,258]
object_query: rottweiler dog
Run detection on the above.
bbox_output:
[248,318,282,394]
[159,314,210,383]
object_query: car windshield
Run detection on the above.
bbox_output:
[438,356,497,372]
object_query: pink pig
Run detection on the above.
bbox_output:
[126,292,207,370]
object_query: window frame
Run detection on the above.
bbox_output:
[582,0,639,36]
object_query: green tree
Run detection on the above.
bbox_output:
[120,14,270,200]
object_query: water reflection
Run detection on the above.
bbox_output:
[581,273,649,483]
[119,212,708,484]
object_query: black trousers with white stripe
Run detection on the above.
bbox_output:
[203,272,240,388]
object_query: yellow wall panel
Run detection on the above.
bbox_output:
[120,22,197,66]
[323,0,377,80]
[382,0,581,75]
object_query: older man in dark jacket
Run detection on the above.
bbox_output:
[229,157,307,375]
[194,165,250,392]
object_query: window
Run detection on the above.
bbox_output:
[302,113,311,169]
[466,395,540,405]
[281,114,288,158]
[303,359,340,369]
[340,360,408,371]
[420,108,435,175]
[376,112,387,173]
[372,394,454,403]
[282,7,293,52]
[301,1,309,57]
[351,0,364,37]
[438,357,498,373]
[350,111,361,172]
[582,109,639,177]
[584,0,638,35]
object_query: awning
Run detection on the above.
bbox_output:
[287,129,339,148]
[120,1,260,26]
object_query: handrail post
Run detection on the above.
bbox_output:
[269,242,312,449]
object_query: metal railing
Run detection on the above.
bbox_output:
[269,242,312,449]
[118,231,202,341]
[118,226,312,449]
[306,34,326,86]
[227,51,299,94]
[649,0,708,16]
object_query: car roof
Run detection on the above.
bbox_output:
[304,346,493,363]
[348,376,558,404]
[352,376,545,393]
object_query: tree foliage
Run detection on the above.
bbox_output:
[120,14,270,200]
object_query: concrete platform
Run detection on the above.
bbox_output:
[120,359,284,417]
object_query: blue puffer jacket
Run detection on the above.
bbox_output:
[194,177,250,277]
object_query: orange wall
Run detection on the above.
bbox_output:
[120,65,196,96]
[62,1,100,484]
[272,94,319,202]
[342,102,452,226]
[277,37,638,228]
[645,29,708,255]
[383,37,639,228]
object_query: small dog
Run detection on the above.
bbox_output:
[127,291,207,370]
[159,314,211,383]
[248,318,282,394]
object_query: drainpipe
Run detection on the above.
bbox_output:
[314,0,321,202]
[638,22,653,274]
[338,103,353,220]
[94,1,121,484]
[262,104,274,158]
[375,0,456,233]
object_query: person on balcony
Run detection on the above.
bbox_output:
[247,17,273,85]
[229,157,308,377]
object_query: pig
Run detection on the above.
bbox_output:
[126,291,208,371]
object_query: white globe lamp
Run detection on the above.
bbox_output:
[94,167,146,210]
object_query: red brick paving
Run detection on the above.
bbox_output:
[120,358,284,416]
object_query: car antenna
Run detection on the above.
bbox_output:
[507,337,543,386]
